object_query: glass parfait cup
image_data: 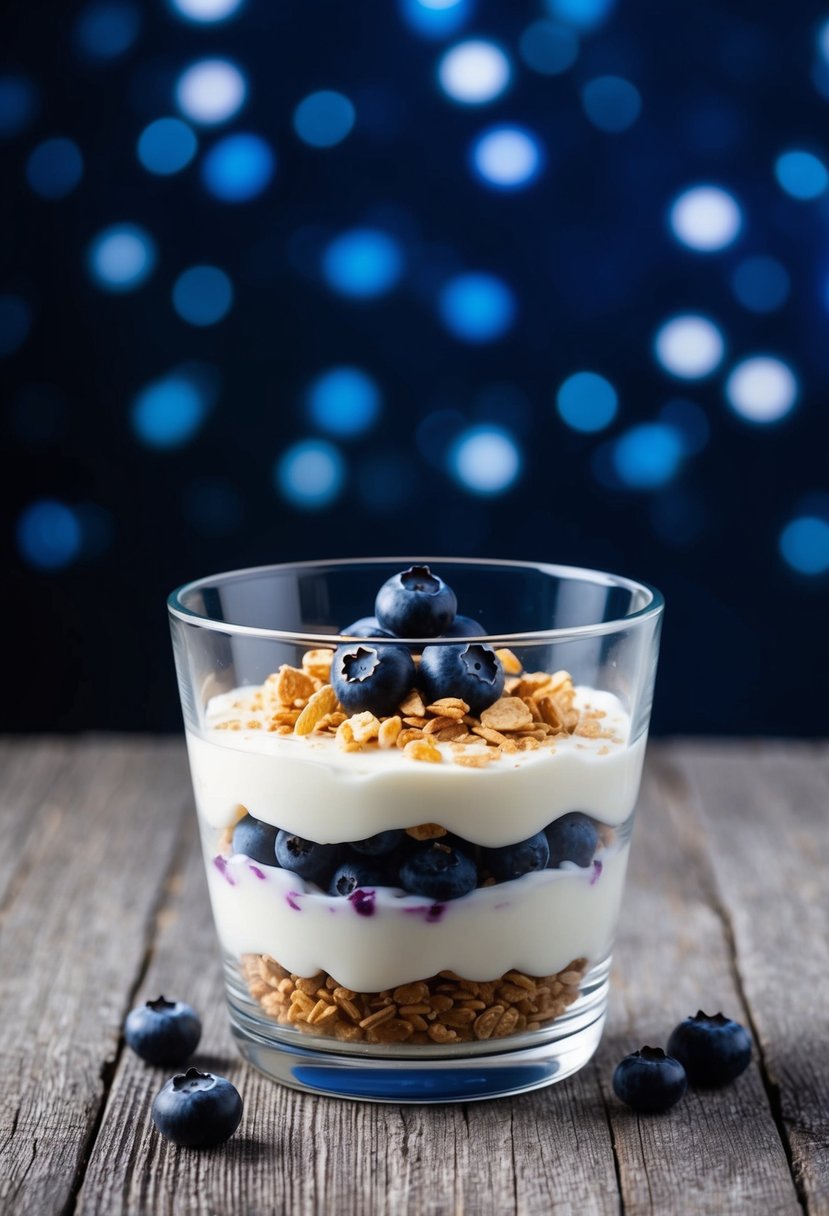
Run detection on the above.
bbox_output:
[168,558,663,1103]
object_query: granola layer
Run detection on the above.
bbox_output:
[241,954,587,1046]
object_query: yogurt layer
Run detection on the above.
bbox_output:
[207,844,630,993]
[187,686,645,847]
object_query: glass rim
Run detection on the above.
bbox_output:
[168,556,664,645]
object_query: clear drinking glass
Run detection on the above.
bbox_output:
[168,558,663,1102]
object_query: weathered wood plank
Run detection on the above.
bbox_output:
[78,811,623,1216]
[0,738,73,906]
[7,738,823,1215]
[670,742,829,1215]
[595,748,802,1216]
[0,739,192,1216]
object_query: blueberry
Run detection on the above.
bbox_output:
[399,841,477,901]
[350,829,405,856]
[374,564,457,637]
[231,814,277,866]
[341,615,394,638]
[482,832,550,882]
[612,1047,688,1113]
[441,614,486,638]
[124,996,202,1066]
[329,858,388,896]
[330,642,416,716]
[545,813,599,868]
[275,831,340,885]
[418,643,505,716]
[666,1011,752,1088]
[151,1067,243,1149]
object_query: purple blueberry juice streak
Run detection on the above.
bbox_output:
[286,892,301,911]
[213,855,236,886]
[348,888,376,917]
[248,864,266,880]
[591,860,603,885]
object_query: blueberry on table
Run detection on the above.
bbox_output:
[231,814,278,866]
[441,614,486,638]
[124,996,202,1066]
[374,564,457,637]
[666,1011,752,1087]
[612,1047,687,1113]
[419,642,505,716]
[350,829,404,856]
[399,841,478,901]
[340,615,394,638]
[482,832,550,882]
[152,1068,243,1149]
[329,858,388,896]
[330,642,416,716]
[545,813,599,868]
[275,831,340,885]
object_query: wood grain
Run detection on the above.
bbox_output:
[670,742,829,1216]
[0,739,191,1216]
[1,738,827,1215]
[597,753,802,1215]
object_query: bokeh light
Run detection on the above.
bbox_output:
[669,185,742,252]
[779,515,829,575]
[307,367,381,437]
[200,133,275,202]
[0,294,32,357]
[543,0,614,32]
[437,40,511,105]
[26,138,84,199]
[322,228,403,298]
[556,371,618,432]
[774,149,828,200]
[137,117,198,174]
[293,91,355,148]
[581,76,641,133]
[399,0,471,41]
[449,424,521,495]
[276,439,346,509]
[131,371,209,448]
[168,0,245,22]
[519,21,578,75]
[731,255,789,313]
[175,59,247,126]
[654,314,725,379]
[73,2,142,61]
[87,223,156,292]
[0,74,37,138]
[470,125,544,190]
[438,272,516,342]
[725,355,797,424]
[612,423,683,489]
[16,500,82,570]
[172,265,233,326]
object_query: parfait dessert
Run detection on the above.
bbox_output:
[184,564,647,1054]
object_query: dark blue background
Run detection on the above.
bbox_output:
[2,0,828,734]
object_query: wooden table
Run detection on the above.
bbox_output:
[1,739,827,1215]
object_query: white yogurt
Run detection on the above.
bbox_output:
[206,845,630,992]
[186,686,645,847]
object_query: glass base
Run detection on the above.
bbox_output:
[227,964,609,1103]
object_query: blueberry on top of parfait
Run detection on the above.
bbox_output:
[375,564,457,638]
[418,641,505,716]
[330,641,415,716]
